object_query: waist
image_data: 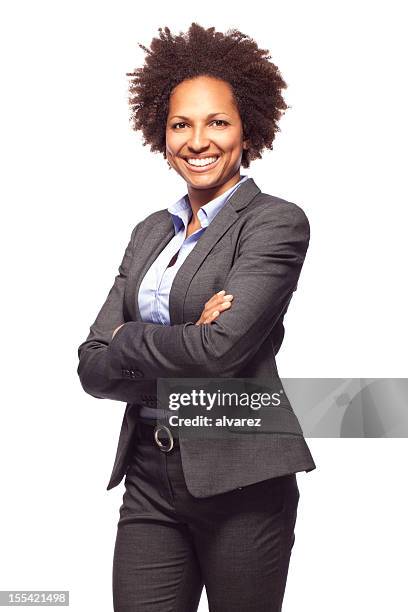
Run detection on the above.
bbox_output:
[137,403,173,421]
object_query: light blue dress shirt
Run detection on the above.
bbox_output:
[137,174,249,420]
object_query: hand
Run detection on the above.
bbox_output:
[112,323,125,339]
[195,290,234,326]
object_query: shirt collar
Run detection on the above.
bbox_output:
[168,175,249,233]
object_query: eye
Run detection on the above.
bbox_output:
[210,119,229,127]
[171,119,229,130]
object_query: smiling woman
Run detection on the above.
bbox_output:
[77,21,315,612]
[165,76,249,209]
[127,23,288,166]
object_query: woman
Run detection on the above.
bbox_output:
[77,22,316,612]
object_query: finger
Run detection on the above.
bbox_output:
[203,299,232,321]
[206,294,233,310]
[208,299,233,317]
[217,294,233,304]
[206,291,226,307]
[204,310,220,324]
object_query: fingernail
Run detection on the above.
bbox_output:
[224,294,233,300]
[217,290,226,295]
[213,310,220,316]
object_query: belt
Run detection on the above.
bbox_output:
[137,418,179,452]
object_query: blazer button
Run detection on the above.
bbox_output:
[122,369,130,377]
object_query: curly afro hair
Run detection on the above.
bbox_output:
[126,22,289,168]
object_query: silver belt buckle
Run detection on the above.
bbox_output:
[154,424,174,452]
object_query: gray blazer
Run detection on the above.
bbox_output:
[77,177,316,497]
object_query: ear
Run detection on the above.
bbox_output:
[242,138,250,150]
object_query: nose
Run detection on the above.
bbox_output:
[187,126,211,152]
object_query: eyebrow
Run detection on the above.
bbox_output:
[169,112,230,121]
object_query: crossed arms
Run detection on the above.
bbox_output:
[77,201,310,403]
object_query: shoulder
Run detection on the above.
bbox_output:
[138,209,170,228]
[128,209,170,245]
[243,190,310,239]
[253,191,309,224]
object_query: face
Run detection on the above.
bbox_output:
[165,75,249,196]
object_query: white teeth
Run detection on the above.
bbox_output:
[186,156,218,167]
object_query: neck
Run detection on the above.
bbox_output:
[187,171,242,221]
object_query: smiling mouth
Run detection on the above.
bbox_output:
[181,156,221,172]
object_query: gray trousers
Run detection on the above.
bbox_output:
[112,420,300,612]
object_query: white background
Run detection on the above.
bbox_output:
[1,1,407,610]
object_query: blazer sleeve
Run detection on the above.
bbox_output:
[106,201,310,380]
[77,222,157,403]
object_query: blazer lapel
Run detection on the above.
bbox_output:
[124,177,261,325]
[169,178,261,324]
